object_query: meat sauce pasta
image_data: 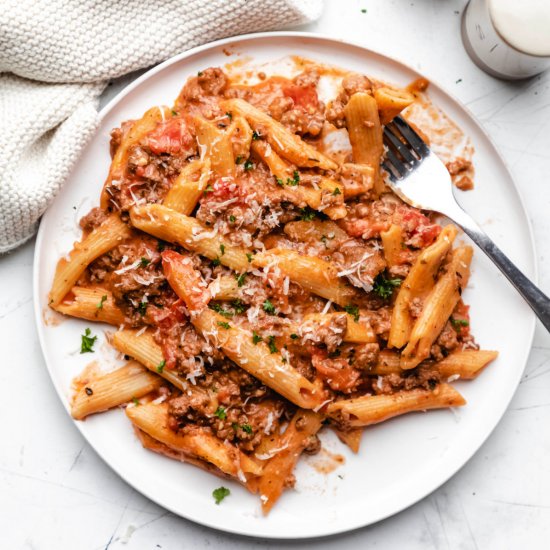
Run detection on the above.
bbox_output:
[49,60,497,514]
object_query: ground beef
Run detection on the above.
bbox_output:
[182,67,229,101]
[331,240,386,292]
[373,364,441,394]
[354,343,380,369]
[167,365,287,451]
[299,313,347,353]
[430,321,460,360]
[303,434,322,455]
[409,297,423,318]
[326,73,373,128]
[79,207,108,233]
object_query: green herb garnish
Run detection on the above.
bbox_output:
[252,130,260,140]
[244,160,254,171]
[372,273,402,300]
[214,406,227,420]
[332,187,342,196]
[80,328,97,354]
[267,335,278,354]
[212,486,230,505]
[344,305,360,322]
[156,360,166,373]
[140,257,150,267]
[217,321,231,329]
[209,303,234,318]
[252,331,262,345]
[138,302,148,316]
[450,318,469,330]
[96,295,107,310]
[290,333,299,340]
[236,273,247,287]
[263,299,276,314]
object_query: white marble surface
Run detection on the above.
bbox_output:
[2,1,550,548]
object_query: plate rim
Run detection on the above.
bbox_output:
[33,31,537,539]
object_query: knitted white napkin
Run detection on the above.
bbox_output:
[0,0,323,253]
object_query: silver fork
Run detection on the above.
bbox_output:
[382,116,550,332]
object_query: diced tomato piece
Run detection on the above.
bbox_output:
[311,351,360,393]
[162,251,209,313]
[282,84,319,109]
[146,118,194,155]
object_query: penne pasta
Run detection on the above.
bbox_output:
[344,93,384,195]
[253,248,357,306]
[208,275,240,301]
[111,329,199,394]
[401,246,473,369]
[163,159,211,214]
[333,427,363,453]
[49,214,131,307]
[56,287,124,326]
[374,86,416,125]
[101,106,171,209]
[302,312,377,343]
[389,225,458,349]
[436,349,498,380]
[327,383,466,427]
[380,224,403,267]
[194,116,235,177]
[223,98,338,170]
[126,402,261,478]
[71,361,162,420]
[258,409,323,514]
[130,203,251,272]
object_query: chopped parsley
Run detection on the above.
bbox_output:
[80,328,97,354]
[299,207,317,221]
[132,397,140,406]
[263,299,276,314]
[209,302,234,318]
[212,257,221,267]
[225,111,233,120]
[156,360,166,373]
[372,273,402,300]
[203,184,214,194]
[96,294,107,310]
[344,305,360,322]
[286,170,300,186]
[361,8,367,13]
[236,272,247,287]
[212,486,230,505]
[244,159,254,171]
[252,331,262,345]
[235,155,244,165]
[217,321,231,329]
[267,335,278,354]
[276,177,284,187]
[219,244,225,256]
[231,299,246,314]
[214,406,227,420]
[252,130,261,140]
[229,215,236,223]
[197,71,204,76]
[290,333,299,340]
[241,424,253,434]
[450,318,469,330]
[157,240,166,252]
[171,110,178,116]
[332,187,342,196]
[140,257,150,267]
[138,302,148,316]
[246,253,253,263]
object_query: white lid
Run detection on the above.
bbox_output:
[489,0,550,57]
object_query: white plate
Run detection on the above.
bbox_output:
[34,33,536,539]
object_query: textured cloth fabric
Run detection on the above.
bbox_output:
[0,0,323,253]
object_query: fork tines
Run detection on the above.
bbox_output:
[382,116,430,179]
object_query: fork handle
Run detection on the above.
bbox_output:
[450,208,550,332]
